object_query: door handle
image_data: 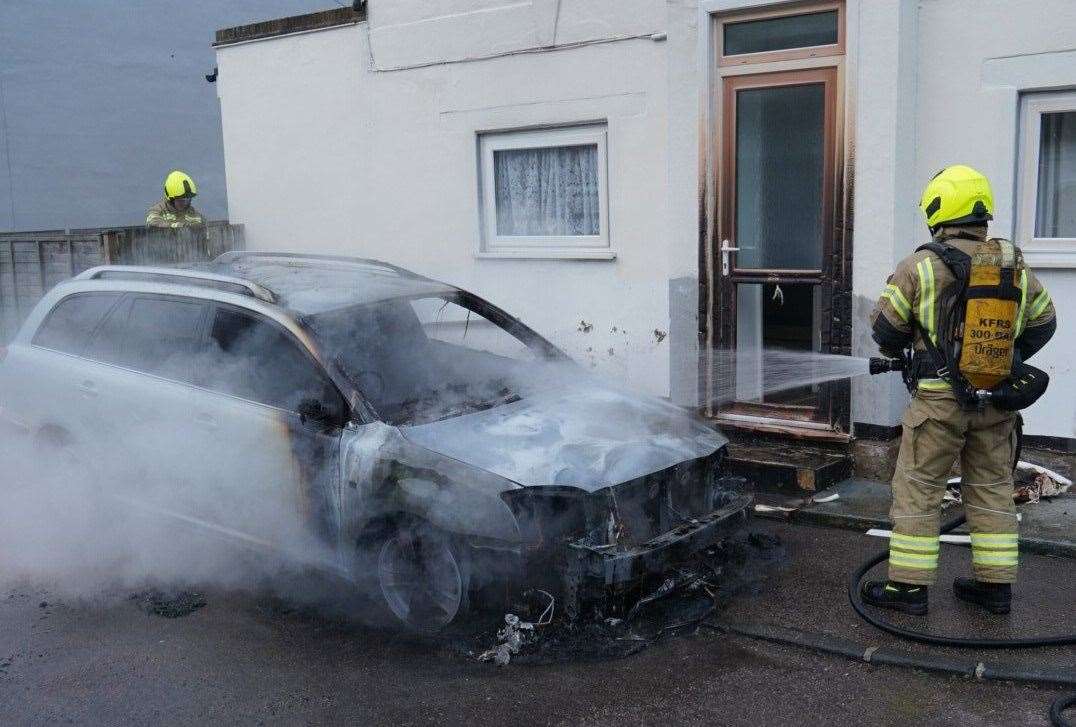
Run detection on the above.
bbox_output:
[195,412,218,430]
[719,240,740,277]
[78,380,98,398]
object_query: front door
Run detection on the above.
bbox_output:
[715,67,839,431]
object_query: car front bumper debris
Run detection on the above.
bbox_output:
[565,494,753,587]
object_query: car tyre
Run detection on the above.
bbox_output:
[376,522,466,631]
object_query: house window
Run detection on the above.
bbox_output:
[717,2,844,66]
[723,10,838,56]
[1017,90,1076,263]
[479,125,611,259]
[1035,112,1076,237]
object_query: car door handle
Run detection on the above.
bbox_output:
[78,380,98,398]
[195,412,218,430]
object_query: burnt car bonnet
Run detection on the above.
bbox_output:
[399,385,727,491]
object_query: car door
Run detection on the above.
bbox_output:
[77,293,212,501]
[4,291,124,468]
[186,303,347,558]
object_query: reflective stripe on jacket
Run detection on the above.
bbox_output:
[145,197,205,228]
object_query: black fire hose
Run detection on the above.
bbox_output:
[1054,696,1076,727]
[849,514,1076,725]
[854,364,1073,722]
[849,514,1076,648]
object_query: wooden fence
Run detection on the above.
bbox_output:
[0,222,244,341]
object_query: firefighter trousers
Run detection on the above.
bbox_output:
[888,389,1019,585]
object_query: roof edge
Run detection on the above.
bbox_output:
[215,6,365,48]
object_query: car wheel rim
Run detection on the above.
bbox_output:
[377,531,463,630]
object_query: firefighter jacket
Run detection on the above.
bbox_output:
[145,197,205,228]
[869,225,1056,392]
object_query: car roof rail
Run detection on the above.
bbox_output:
[75,266,277,303]
[213,251,432,281]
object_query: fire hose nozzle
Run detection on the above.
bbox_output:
[869,357,906,376]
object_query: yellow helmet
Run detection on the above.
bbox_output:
[919,164,993,230]
[163,170,197,200]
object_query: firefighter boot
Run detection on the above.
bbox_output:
[861,580,929,616]
[953,578,1012,615]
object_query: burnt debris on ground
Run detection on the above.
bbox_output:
[131,588,208,619]
[106,527,782,664]
[198,527,784,666]
[469,529,784,666]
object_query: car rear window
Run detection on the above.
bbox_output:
[84,295,208,382]
[32,292,123,355]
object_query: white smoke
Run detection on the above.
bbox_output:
[0,417,343,602]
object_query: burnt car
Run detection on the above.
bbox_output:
[0,252,750,628]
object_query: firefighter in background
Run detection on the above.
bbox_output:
[863,165,1056,615]
[146,170,205,228]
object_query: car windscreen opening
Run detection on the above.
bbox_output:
[306,294,553,426]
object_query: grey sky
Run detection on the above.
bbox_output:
[0,0,336,232]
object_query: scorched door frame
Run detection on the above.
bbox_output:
[697,1,852,438]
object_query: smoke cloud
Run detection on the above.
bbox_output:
[0,419,340,602]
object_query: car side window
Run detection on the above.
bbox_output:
[32,292,123,355]
[202,306,345,421]
[84,295,207,383]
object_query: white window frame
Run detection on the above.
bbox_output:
[477,124,612,260]
[1016,90,1076,267]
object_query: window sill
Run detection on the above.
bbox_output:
[1021,246,1076,270]
[475,250,617,261]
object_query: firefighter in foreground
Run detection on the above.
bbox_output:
[863,165,1056,615]
[146,170,205,228]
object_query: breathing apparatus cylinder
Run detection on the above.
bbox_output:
[956,239,1021,390]
[871,238,1047,411]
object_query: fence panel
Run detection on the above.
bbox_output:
[0,223,244,341]
[0,233,106,342]
[100,222,243,266]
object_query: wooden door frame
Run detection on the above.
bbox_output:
[717,67,838,426]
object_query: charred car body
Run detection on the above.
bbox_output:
[0,253,750,628]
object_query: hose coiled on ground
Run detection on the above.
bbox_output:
[848,513,1076,726]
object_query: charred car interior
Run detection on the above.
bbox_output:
[0,252,751,630]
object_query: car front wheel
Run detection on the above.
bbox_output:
[376,523,465,631]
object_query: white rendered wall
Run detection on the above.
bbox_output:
[219,0,1076,439]
[664,0,704,407]
[217,3,675,397]
[849,0,920,430]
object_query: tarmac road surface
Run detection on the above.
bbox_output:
[1,519,1071,726]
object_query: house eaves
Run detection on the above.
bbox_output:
[214,6,366,48]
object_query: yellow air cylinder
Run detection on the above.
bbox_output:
[958,240,1019,390]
